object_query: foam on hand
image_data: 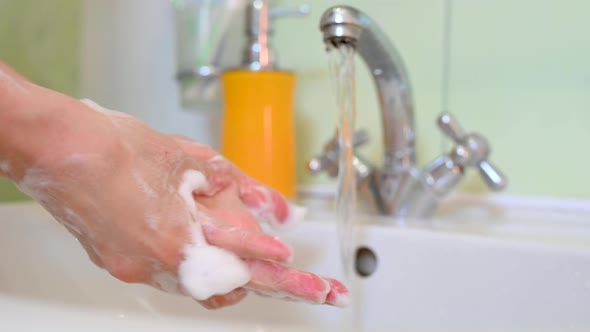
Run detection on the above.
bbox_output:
[176,170,251,301]
[178,229,251,300]
[283,202,308,228]
[242,185,307,231]
[0,160,10,175]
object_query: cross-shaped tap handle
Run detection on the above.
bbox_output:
[437,113,508,191]
[307,129,370,176]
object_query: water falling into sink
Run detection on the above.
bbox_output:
[328,43,357,286]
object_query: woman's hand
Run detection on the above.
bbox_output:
[0,63,348,309]
[170,135,349,308]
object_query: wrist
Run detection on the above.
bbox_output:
[0,89,120,181]
[0,84,40,179]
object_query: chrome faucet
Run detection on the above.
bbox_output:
[307,6,508,218]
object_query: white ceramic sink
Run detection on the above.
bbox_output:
[1,194,590,332]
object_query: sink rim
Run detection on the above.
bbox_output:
[3,189,590,253]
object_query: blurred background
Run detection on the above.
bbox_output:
[1,0,589,202]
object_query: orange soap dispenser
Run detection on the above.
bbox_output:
[221,1,309,199]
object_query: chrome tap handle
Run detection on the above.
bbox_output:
[478,160,507,191]
[307,154,336,175]
[323,128,370,152]
[437,112,508,191]
[437,113,466,142]
[307,129,370,176]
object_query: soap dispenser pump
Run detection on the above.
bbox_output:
[221,0,309,198]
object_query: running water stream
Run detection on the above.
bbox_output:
[328,43,357,287]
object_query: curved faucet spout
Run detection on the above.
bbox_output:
[320,6,416,214]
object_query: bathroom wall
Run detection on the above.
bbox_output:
[275,0,590,199]
[1,0,589,201]
[0,0,81,201]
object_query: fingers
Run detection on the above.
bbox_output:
[179,163,231,199]
[173,136,306,229]
[198,287,249,310]
[239,183,307,230]
[174,138,231,197]
[324,277,351,308]
[204,154,306,229]
[156,135,228,199]
[201,222,293,264]
[172,136,218,160]
[243,260,349,307]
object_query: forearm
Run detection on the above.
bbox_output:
[0,62,42,179]
[0,62,114,181]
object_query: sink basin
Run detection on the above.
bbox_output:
[1,193,590,332]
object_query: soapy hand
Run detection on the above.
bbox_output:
[170,136,349,308]
[0,66,348,309]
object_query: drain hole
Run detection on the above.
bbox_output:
[355,246,378,277]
